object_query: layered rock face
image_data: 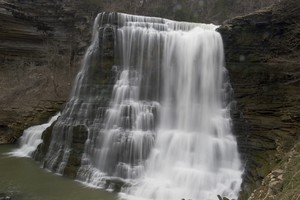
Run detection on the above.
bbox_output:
[80,0,279,24]
[0,0,278,144]
[1,0,299,199]
[0,0,97,144]
[218,0,300,198]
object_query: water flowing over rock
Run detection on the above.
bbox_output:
[35,12,243,200]
[8,113,60,158]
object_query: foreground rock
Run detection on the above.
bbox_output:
[249,141,300,200]
[218,0,300,199]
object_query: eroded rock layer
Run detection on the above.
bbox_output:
[218,0,300,198]
[0,0,97,144]
[1,0,300,199]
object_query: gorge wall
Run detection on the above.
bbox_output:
[1,0,300,199]
[0,0,96,144]
[219,0,300,198]
[0,0,278,144]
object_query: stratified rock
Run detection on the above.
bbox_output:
[218,0,300,63]
[0,0,280,145]
[33,122,55,161]
[0,0,98,144]
[63,125,88,178]
[248,142,300,200]
[218,0,300,199]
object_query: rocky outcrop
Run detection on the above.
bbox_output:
[218,0,300,198]
[227,61,300,199]
[248,142,300,200]
[219,0,300,62]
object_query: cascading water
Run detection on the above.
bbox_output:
[37,12,243,200]
[8,113,60,157]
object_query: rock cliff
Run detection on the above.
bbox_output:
[1,0,299,199]
[0,0,97,144]
[218,0,300,198]
[0,0,277,144]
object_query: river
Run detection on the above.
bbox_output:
[0,145,117,200]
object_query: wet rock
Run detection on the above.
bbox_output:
[63,125,88,178]
[0,193,11,200]
[33,123,55,161]
[217,195,229,200]
[105,177,131,192]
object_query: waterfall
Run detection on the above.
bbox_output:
[38,13,243,200]
[8,113,60,158]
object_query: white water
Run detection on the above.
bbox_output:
[8,113,60,158]
[20,12,244,200]
[75,13,242,200]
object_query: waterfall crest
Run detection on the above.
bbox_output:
[38,12,242,200]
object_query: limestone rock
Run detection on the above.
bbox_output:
[0,0,97,144]
[0,0,280,145]
[218,0,300,199]
[63,125,88,178]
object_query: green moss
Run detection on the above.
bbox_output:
[282,153,300,190]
